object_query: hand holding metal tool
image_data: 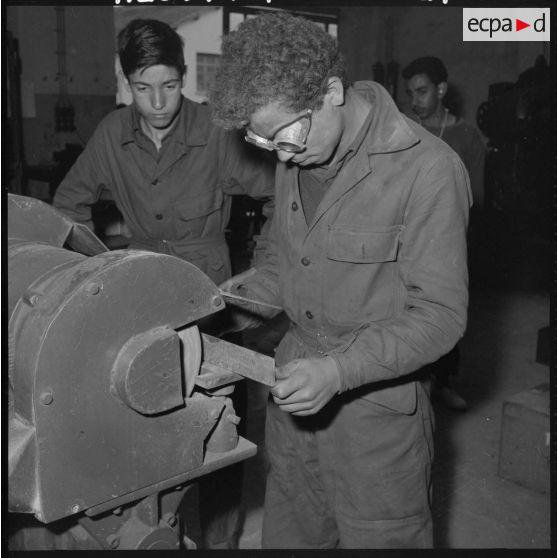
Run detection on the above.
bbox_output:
[218,267,282,328]
[218,289,282,311]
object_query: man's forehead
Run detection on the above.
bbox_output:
[130,64,182,82]
[251,100,295,120]
[249,101,301,134]
[406,73,436,89]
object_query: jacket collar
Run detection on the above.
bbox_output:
[121,96,210,147]
[353,81,420,155]
[300,82,419,236]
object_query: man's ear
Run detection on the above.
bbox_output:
[437,81,448,99]
[326,77,345,107]
[181,67,187,89]
[122,75,131,93]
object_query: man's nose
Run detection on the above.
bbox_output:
[276,150,296,163]
[151,89,165,110]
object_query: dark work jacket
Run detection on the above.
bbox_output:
[423,118,486,208]
[243,81,472,415]
[53,97,275,284]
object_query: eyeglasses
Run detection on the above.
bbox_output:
[245,109,312,154]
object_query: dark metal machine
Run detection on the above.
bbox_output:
[7,194,274,550]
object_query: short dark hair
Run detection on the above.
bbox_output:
[117,19,185,78]
[209,11,348,130]
[402,56,448,86]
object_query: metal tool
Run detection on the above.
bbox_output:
[218,289,282,311]
[200,333,276,387]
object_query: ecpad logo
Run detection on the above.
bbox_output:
[463,8,550,41]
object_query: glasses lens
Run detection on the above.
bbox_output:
[275,141,304,153]
[274,114,311,152]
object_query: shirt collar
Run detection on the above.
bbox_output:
[309,108,374,182]
[121,97,210,147]
[352,81,420,155]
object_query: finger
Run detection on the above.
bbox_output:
[279,403,322,417]
[218,279,235,291]
[239,267,257,280]
[270,375,305,400]
[274,363,296,380]
[218,267,256,291]
[274,399,314,414]
[291,408,320,416]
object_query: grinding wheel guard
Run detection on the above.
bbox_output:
[7,194,260,524]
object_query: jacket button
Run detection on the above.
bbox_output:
[301,256,310,266]
[305,310,314,319]
[151,178,158,186]
[291,201,298,211]
[155,213,163,220]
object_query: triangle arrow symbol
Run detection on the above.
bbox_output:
[516,19,530,31]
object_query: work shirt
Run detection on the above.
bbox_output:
[243,81,472,413]
[423,118,486,208]
[53,97,274,283]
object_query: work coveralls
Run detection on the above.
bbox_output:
[54,96,274,285]
[53,96,274,549]
[240,81,472,548]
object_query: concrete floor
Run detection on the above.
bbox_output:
[233,285,552,549]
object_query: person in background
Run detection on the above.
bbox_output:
[54,18,275,549]
[211,12,472,548]
[403,56,486,412]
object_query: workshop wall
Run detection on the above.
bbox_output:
[6,6,116,167]
[338,7,548,124]
[7,5,549,171]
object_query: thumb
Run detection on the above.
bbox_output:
[275,361,297,380]
[218,267,257,293]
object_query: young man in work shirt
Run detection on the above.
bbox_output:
[54,18,274,287]
[53,19,275,549]
[213,12,472,548]
[403,56,486,411]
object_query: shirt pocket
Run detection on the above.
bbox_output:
[175,188,224,238]
[326,225,402,263]
[324,225,403,325]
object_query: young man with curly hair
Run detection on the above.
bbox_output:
[212,12,472,549]
[53,19,274,550]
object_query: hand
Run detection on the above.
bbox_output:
[270,356,341,416]
[219,267,257,297]
[218,268,277,332]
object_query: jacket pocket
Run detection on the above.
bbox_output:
[326,225,402,263]
[323,225,403,325]
[175,188,224,239]
[358,382,417,416]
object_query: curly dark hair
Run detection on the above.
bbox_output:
[118,19,185,78]
[209,11,347,129]
[402,56,448,86]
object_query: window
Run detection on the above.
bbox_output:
[196,53,221,96]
